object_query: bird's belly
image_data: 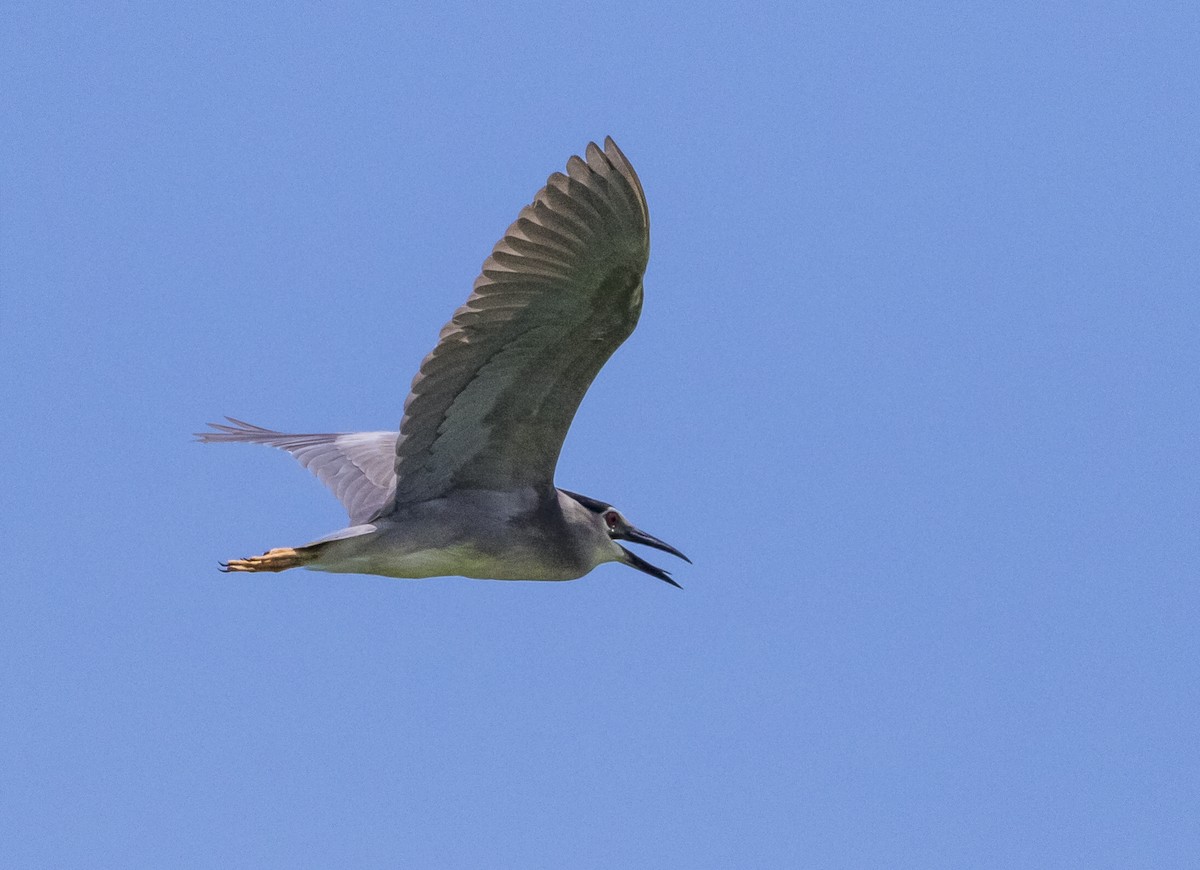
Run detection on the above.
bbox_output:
[314,539,585,581]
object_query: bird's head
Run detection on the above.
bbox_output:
[561,489,691,588]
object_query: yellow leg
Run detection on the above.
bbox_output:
[220,547,314,573]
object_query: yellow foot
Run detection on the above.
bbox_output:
[220,547,313,573]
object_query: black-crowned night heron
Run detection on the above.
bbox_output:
[198,138,689,587]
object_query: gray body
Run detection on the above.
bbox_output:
[311,488,612,581]
[199,139,688,586]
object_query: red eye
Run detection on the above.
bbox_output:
[605,511,619,529]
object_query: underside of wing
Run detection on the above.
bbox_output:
[198,418,397,525]
[389,138,650,508]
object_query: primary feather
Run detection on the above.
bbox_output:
[196,418,396,524]
[198,138,650,527]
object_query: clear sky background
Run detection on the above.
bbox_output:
[3,2,1197,867]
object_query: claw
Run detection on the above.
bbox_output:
[218,547,312,573]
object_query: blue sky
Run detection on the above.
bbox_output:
[2,2,1197,867]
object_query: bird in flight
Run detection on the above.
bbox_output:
[198,138,689,587]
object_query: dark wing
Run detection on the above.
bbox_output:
[197,418,397,524]
[388,137,650,508]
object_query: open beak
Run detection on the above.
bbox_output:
[620,527,691,564]
[617,527,691,588]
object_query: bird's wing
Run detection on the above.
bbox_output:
[197,418,397,525]
[388,137,650,508]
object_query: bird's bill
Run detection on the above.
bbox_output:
[618,545,682,588]
[618,526,692,565]
[616,526,690,588]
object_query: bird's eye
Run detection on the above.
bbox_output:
[604,511,620,530]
